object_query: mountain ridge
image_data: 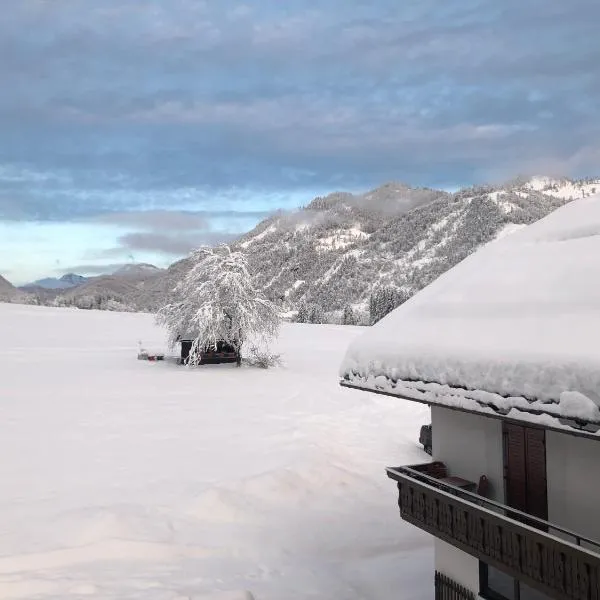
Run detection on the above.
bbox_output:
[0,273,32,303]
[23,272,89,290]
[4,175,599,319]
[233,174,600,321]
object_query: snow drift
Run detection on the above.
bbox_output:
[0,303,431,600]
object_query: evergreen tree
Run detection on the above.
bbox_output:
[342,305,357,325]
[369,286,409,324]
[309,304,326,324]
[295,303,310,323]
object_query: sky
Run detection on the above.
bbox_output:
[1,0,600,284]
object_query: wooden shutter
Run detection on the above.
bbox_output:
[503,423,548,527]
[525,427,548,521]
[504,423,528,512]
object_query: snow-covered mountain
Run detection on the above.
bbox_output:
[232,176,599,320]
[112,263,163,278]
[51,264,165,311]
[11,176,599,318]
[24,272,88,290]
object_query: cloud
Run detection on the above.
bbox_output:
[90,209,271,230]
[0,0,598,208]
[56,263,131,276]
[2,0,600,285]
[79,208,249,258]
[98,230,237,257]
[96,210,208,231]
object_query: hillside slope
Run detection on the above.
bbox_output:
[20,175,600,318]
[236,182,449,315]
[0,274,33,303]
[0,275,16,300]
[233,176,598,318]
[53,268,165,311]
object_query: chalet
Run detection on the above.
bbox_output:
[340,195,600,600]
[177,335,240,365]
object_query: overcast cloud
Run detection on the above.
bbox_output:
[1,0,599,281]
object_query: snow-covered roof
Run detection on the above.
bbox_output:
[340,194,600,433]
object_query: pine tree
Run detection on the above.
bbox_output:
[309,304,326,324]
[342,305,357,325]
[369,286,409,324]
[295,303,310,323]
[156,245,280,365]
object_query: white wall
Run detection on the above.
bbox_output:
[435,539,480,593]
[546,431,600,544]
[431,406,505,502]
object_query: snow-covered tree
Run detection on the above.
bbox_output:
[295,303,310,323]
[342,305,357,325]
[156,245,280,365]
[309,303,326,324]
[294,302,326,324]
[369,286,409,324]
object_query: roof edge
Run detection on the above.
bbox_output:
[340,379,600,441]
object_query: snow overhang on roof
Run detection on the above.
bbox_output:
[340,194,600,435]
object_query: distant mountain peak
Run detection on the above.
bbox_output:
[368,181,412,193]
[112,263,161,276]
[23,273,88,290]
[59,273,87,284]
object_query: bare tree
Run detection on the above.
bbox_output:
[156,245,280,366]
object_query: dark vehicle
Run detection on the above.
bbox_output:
[419,424,432,455]
[179,339,241,366]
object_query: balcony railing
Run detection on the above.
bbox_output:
[435,571,475,600]
[387,464,600,600]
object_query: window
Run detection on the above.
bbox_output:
[480,563,552,600]
[480,563,517,600]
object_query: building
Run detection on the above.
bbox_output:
[177,334,240,365]
[340,195,600,600]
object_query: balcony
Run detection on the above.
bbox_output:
[387,463,600,600]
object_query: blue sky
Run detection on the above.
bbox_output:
[1,0,599,284]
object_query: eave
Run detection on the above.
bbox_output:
[340,379,600,441]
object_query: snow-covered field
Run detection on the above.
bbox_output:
[0,303,431,600]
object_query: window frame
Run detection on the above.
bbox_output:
[479,562,520,600]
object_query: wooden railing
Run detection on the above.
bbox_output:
[435,571,475,600]
[387,465,600,600]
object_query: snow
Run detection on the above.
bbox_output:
[486,191,519,214]
[316,227,369,252]
[493,223,526,241]
[497,200,518,214]
[396,210,465,271]
[525,176,600,200]
[239,225,277,249]
[0,303,431,600]
[526,175,557,191]
[340,194,600,425]
[283,280,305,298]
